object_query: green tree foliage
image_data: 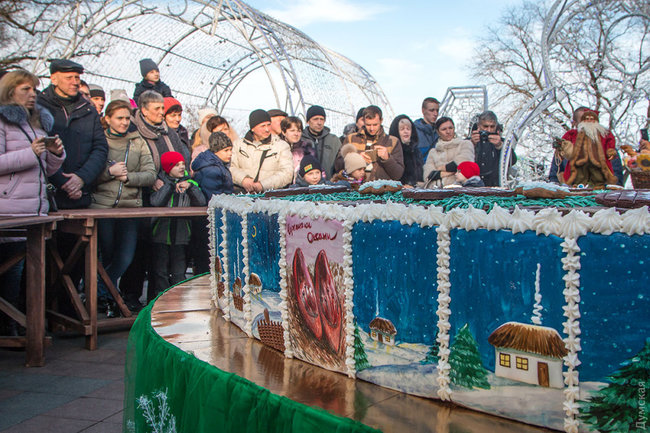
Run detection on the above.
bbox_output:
[354,324,371,371]
[449,323,490,390]
[580,339,650,433]
[421,327,440,364]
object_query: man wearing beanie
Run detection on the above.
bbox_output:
[88,84,105,114]
[336,105,404,182]
[301,105,341,179]
[230,109,293,192]
[37,58,108,209]
[133,58,172,103]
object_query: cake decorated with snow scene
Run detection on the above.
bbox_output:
[207,188,650,433]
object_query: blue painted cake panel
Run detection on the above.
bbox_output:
[448,229,566,372]
[577,232,650,381]
[247,212,281,292]
[213,207,223,262]
[352,221,439,345]
[225,211,245,287]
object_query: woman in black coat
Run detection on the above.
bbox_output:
[388,114,423,186]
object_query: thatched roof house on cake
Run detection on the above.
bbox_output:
[369,317,397,346]
[488,322,567,388]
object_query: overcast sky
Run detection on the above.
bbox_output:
[254,0,521,120]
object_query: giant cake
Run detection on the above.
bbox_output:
[207,186,650,433]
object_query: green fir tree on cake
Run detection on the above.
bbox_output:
[354,324,371,371]
[421,328,440,364]
[579,338,650,433]
[449,323,490,389]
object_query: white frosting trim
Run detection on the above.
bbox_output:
[207,205,217,307]
[435,224,452,400]
[277,212,293,358]
[220,210,231,321]
[342,219,356,378]
[561,237,582,433]
[241,213,252,337]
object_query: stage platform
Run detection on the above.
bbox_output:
[124,275,558,433]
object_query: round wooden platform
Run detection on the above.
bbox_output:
[133,275,558,433]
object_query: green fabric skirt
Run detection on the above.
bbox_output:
[123,278,379,433]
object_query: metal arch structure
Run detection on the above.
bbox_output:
[439,86,488,138]
[19,0,392,134]
[498,0,650,186]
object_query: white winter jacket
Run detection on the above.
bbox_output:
[230,133,294,191]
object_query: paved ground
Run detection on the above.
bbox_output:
[0,330,128,433]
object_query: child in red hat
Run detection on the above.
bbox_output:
[456,161,485,187]
[148,151,206,301]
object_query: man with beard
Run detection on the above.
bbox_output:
[560,109,618,187]
[336,105,404,181]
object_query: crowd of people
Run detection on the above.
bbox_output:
[1,56,638,327]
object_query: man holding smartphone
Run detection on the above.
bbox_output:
[337,105,404,181]
[37,59,108,209]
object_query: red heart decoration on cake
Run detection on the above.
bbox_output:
[292,248,322,340]
[315,250,342,353]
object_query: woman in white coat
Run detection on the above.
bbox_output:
[423,117,474,187]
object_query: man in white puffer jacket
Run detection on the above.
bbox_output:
[230,109,293,193]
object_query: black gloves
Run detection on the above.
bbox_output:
[445,161,458,173]
[427,170,441,181]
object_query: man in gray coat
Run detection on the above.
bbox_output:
[300,105,341,179]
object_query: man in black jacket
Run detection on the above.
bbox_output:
[38,59,108,209]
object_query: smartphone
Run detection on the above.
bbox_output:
[641,129,649,141]
[364,149,378,162]
[43,136,57,146]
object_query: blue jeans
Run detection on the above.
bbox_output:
[0,241,25,310]
[97,218,139,301]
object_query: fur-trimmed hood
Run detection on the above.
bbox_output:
[0,104,54,132]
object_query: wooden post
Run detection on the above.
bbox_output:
[85,219,98,350]
[25,224,46,367]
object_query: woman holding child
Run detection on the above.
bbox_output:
[423,117,474,187]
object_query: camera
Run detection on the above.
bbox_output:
[479,130,492,143]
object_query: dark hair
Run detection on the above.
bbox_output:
[363,105,382,120]
[206,115,229,132]
[280,116,303,133]
[101,99,133,129]
[435,116,454,131]
[165,105,182,115]
[422,97,440,110]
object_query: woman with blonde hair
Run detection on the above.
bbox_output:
[0,69,65,333]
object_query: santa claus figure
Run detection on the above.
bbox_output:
[560,109,618,187]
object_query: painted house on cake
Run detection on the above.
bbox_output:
[488,322,567,388]
[369,317,397,346]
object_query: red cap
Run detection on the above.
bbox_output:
[160,151,185,174]
[458,161,480,179]
[163,97,182,115]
